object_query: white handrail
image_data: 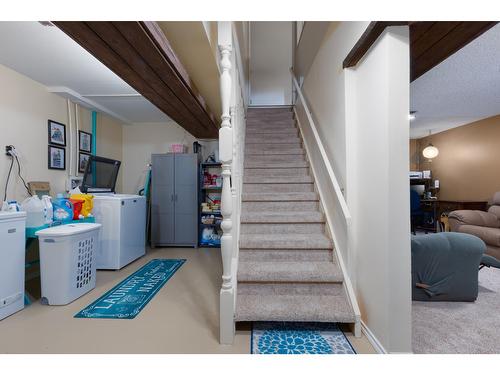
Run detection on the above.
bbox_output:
[290,69,352,226]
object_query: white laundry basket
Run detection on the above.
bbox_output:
[36,223,101,305]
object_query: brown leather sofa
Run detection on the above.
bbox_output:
[449,192,500,261]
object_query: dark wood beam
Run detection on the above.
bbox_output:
[410,21,497,81]
[343,21,408,69]
[53,21,218,138]
[343,21,498,82]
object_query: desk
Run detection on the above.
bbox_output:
[418,199,488,233]
[419,199,439,232]
[437,200,488,213]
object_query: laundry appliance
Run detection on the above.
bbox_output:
[0,211,26,320]
[82,156,146,270]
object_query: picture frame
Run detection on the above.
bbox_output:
[78,152,91,174]
[79,130,92,153]
[48,120,66,146]
[48,145,66,170]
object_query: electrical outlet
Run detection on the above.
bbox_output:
[5,145,14,156]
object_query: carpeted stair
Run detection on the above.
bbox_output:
[235,107,356,324]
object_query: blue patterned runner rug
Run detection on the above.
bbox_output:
[75,259,185,319]
[252,322,356,354]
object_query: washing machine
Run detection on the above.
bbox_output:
[92,194,146,270]
[0,211,26,320]
[81,155,146,270]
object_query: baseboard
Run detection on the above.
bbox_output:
[361,320,388,354]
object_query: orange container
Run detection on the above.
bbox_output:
[69,199,85,220]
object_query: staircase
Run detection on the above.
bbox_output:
[235,107,356,324]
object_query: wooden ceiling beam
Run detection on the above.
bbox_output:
[343,21,497,82]
[411,21,497,81]
[53,21,218,138]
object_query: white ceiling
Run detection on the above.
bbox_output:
[410,23,500,139]
[0,21,169,124]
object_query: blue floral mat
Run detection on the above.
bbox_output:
[75,259,185,319]
[251,322,356,354]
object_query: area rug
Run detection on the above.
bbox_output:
[75,259,185,319]
[251,322,356,354]
[412,267,500,353]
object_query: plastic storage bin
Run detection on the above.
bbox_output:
[169,143,187,153]
[36,223,101,305]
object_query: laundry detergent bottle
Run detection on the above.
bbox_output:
[41,195,53,224]
[52,193,73,223]
[21,195,45,228]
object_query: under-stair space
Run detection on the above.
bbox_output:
[235,107,357,324]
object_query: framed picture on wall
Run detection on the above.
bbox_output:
[79,130,92,153]
[48,145,66,170]
[78,152,91,173]
[48,120,66,146]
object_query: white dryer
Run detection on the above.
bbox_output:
[0,211,26,320]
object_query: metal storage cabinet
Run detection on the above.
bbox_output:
[151,153,198,247]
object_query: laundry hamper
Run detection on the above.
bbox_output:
[36,223,101,305]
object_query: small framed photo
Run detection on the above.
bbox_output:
[48,145,66,170]
[48,120,66,146]
[79,130,92,153]
[78,152,91,173]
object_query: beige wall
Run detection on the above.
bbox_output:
[418,115,500,201]
[0,63,124,201]
[96,112,124,192]
[121,121,197,195]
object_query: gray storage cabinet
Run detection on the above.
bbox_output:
[151,153,198,247]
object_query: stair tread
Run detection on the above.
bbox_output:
[245,144,303,150]
[242,192,318,201]
[245,155,305,163]
[245,161,308,168]
[241,211,324,223]
[246,140,301,145]
[235,283,355,323]
[240,233,332,249]
[243,175,313,183]
[238,261,343,283]
[240,249,332,262]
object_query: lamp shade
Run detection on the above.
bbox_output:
[422,144,439,159]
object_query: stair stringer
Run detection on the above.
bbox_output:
[293,108,362,338]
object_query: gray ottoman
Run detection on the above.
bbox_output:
[411,232,485,302]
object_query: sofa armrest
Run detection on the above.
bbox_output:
[448,210,500,229]
[456,225,500,247]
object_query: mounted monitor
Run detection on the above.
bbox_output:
[81,155,121,194]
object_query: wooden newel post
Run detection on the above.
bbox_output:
[218,24,235,344]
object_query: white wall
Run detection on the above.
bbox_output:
[345,27,411,353]
[302,22,370,190]
[294,22,331,83]
[0,63,125,201]
[249,22,293,106]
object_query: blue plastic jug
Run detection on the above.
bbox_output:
[52,193,74,223]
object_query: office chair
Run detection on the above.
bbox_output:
[410,189,426,235]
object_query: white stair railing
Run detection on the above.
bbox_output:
[290,69,361,337]
[218,21,247,345]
